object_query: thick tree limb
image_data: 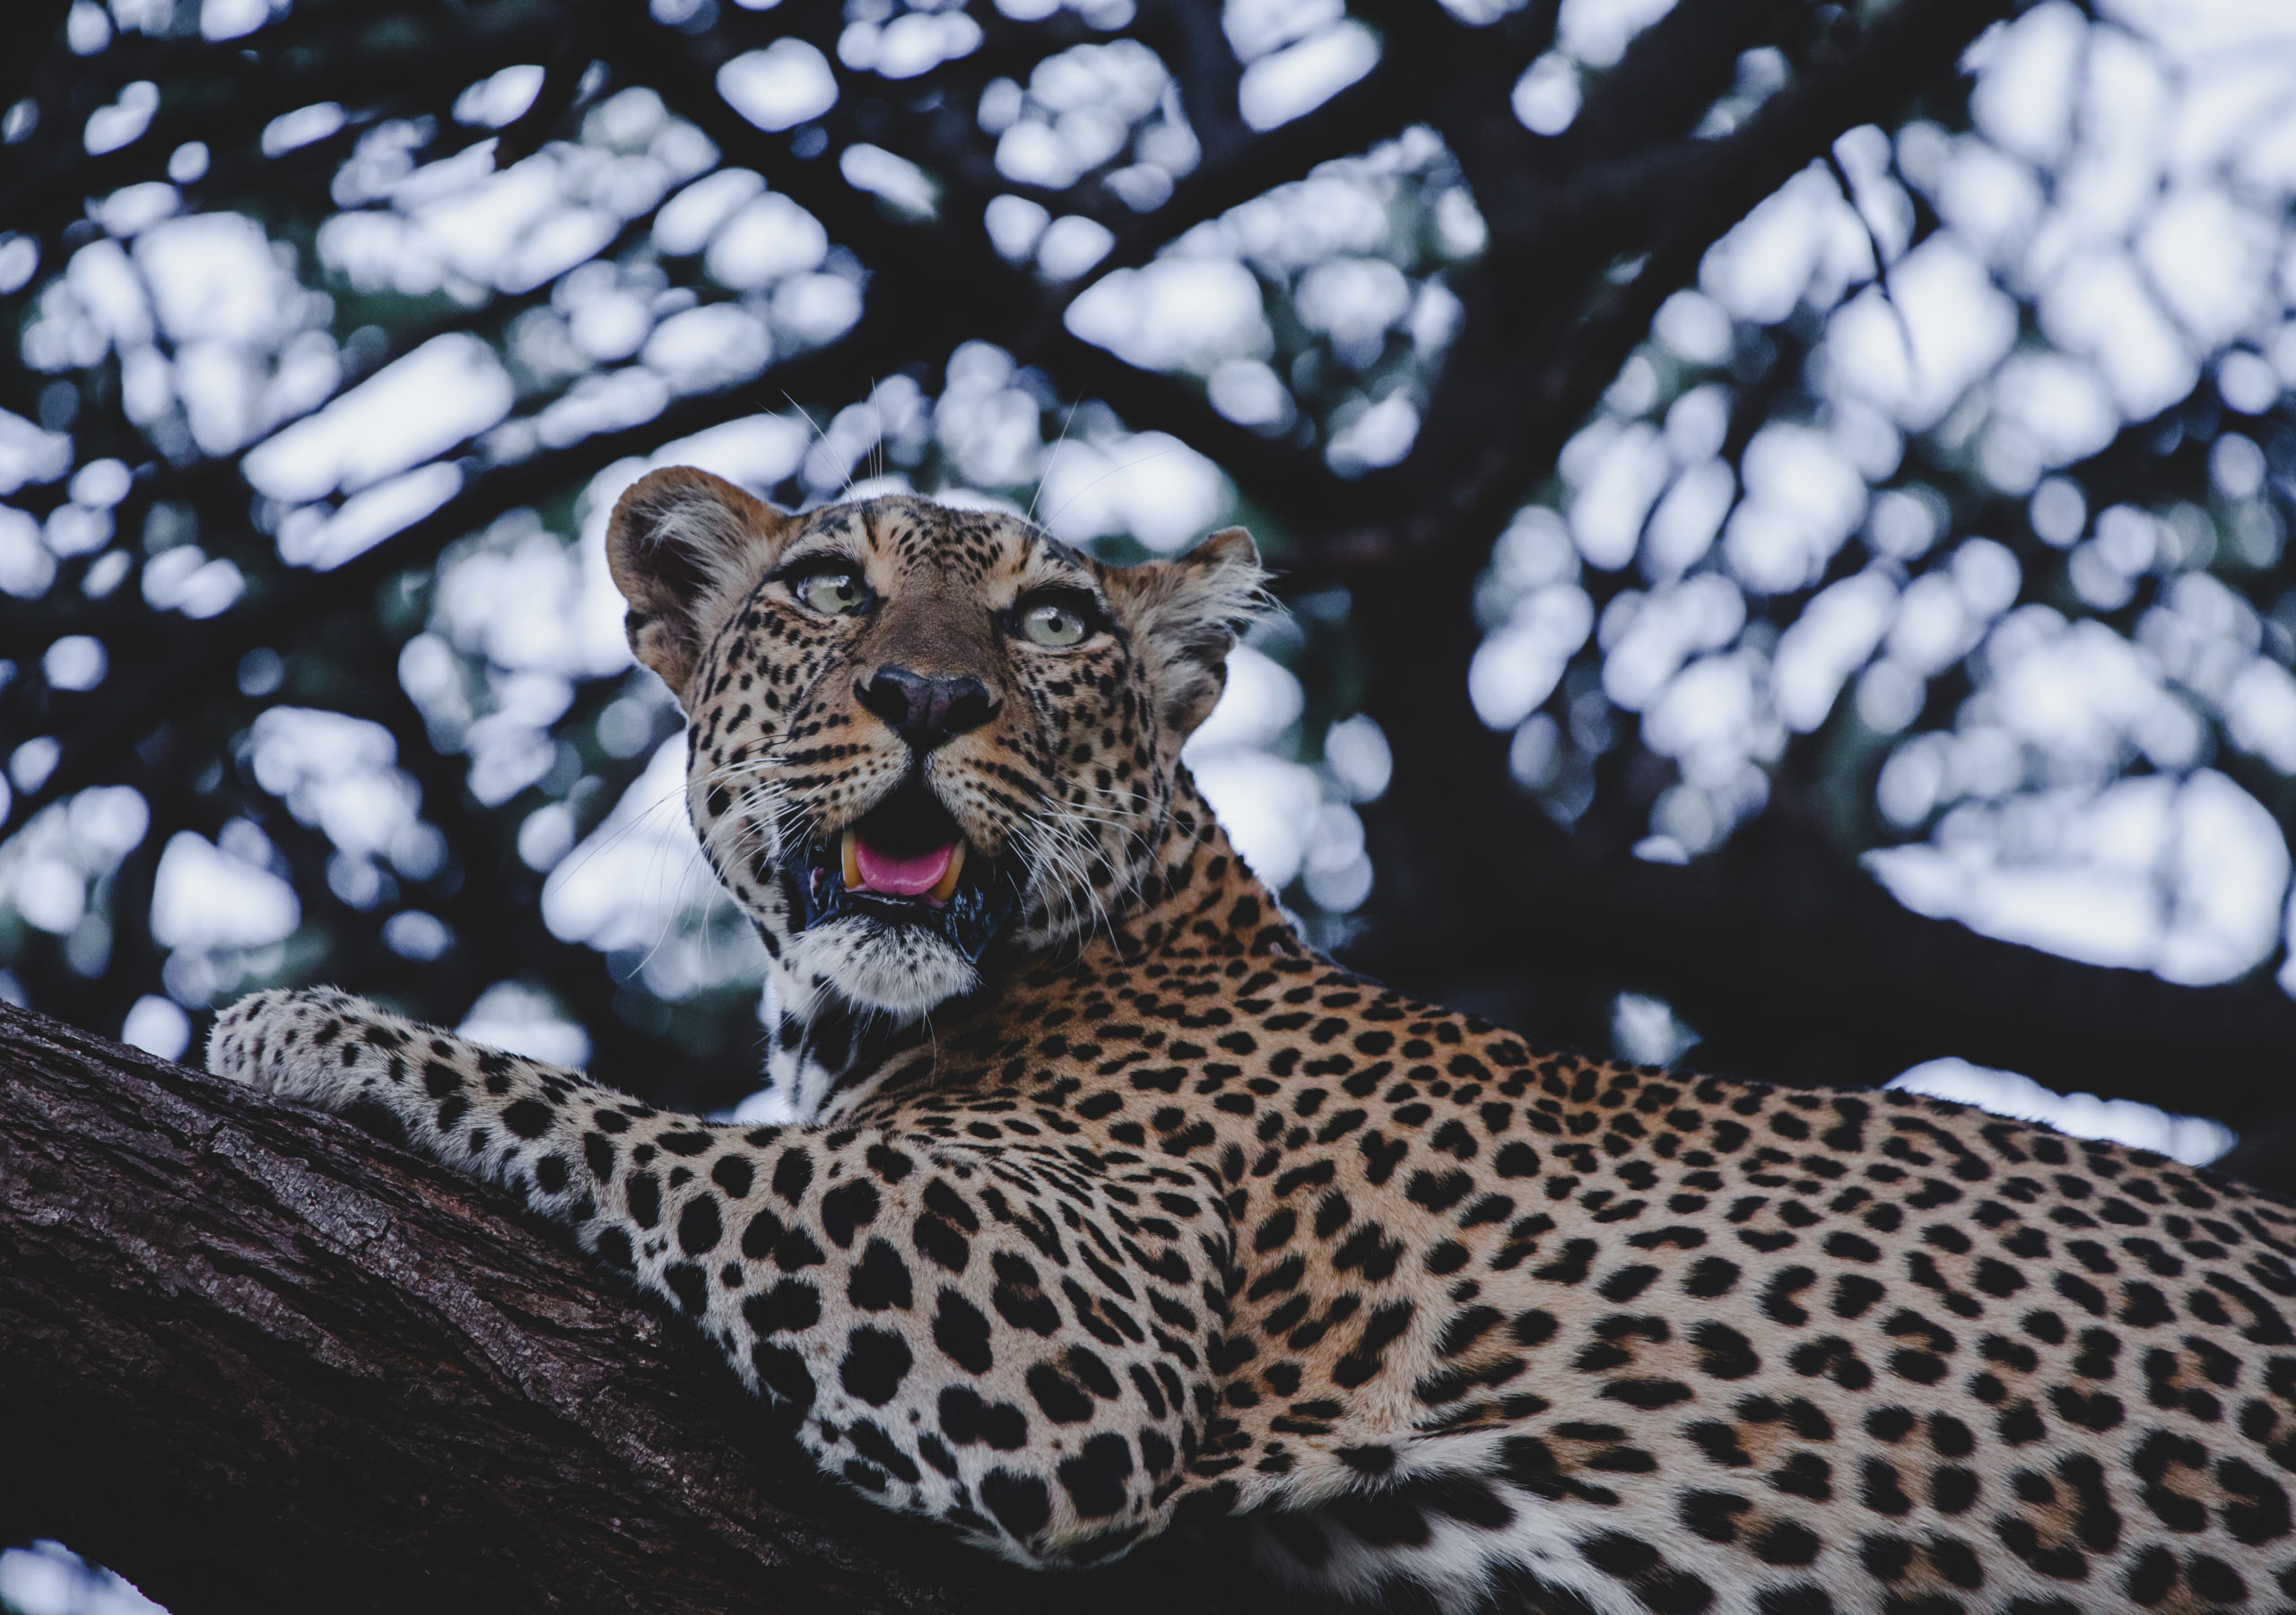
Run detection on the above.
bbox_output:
[1342,788,2296,1129]
[0,1003,1257,1615]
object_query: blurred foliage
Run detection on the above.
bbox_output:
[4,0,2296,1131]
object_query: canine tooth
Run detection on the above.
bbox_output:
[841,830,861,890]
[929,842,966,904]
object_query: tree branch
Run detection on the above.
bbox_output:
[0,6,570,250]
[0,316,910,844]
[1280,0,2014,571]
[0,1002,1258,1614]
[1340,785,2296,1128]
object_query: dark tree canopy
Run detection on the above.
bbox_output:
[13,0,2296,1605]
[4,0,2296,1442]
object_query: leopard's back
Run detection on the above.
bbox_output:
[832,945,2296,1614]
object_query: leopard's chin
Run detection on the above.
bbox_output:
[784,915,985,1015]
[776,778,1023,1015]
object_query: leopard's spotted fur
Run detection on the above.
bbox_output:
[212,472,2296,1614]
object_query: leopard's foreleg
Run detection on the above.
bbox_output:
[207,987,1222,1567]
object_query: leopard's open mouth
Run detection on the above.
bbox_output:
[780,779,1022,964]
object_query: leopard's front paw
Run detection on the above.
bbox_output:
[205,987,376,1110]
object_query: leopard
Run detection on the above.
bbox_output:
[208,465,2296,1614]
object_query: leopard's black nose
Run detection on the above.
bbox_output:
[857,665,1000,752]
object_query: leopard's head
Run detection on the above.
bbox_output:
[607,466,1265,1019]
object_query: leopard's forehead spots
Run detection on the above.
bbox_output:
[783,496,1093,603]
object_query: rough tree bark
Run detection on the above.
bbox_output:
[0,1002,1261,1615]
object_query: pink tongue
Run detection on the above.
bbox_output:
[853,837,955,898]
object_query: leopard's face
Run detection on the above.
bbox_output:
[606,469,1262,1018]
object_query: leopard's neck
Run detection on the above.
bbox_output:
[761,769,1297,1123]
[1103,768,1298,959]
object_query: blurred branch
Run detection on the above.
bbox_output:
[2216,1110,2296,1198]
[1050,39,1414,291]
[0,0,71,120]
[0,319,904,845]
[297,670,773,1114]
[0,6,570,250]
[1342,783,2296,1133]
[1317,0,2293,1124]
[1287,0,2015,573]
[491,2,604,170]
[0,1001,1260,1613]
[1539,0,1786,176]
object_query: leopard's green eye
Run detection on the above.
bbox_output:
[795,566,869,617]
[1020,596,1092,648]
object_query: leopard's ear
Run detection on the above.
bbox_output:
[606,465,794,704]
[1104,526,1270,738]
